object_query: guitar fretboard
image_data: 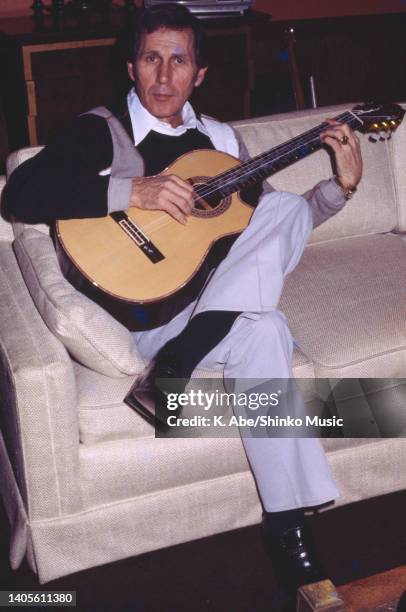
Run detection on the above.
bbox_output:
[194,111,363,203]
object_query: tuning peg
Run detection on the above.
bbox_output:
[381,130,393,141]
[368,135,378,143]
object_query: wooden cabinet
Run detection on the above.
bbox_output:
[23,39,118,145]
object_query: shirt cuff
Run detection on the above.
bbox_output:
[107,177,132,214]
[318,177,347,207]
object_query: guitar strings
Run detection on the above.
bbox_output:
[194,112,358,203]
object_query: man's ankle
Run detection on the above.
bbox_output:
[262,508,327,593]
[262,508,305,534]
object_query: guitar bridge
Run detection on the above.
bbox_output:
[110,211,165,264]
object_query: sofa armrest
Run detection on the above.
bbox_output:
[0,242,82,520]
[0,176,15,242]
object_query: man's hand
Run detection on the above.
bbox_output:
[130,174,195,225]
[320,120,363,190]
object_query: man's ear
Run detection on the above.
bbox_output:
[127,61,135,82]
[195,66,208,88]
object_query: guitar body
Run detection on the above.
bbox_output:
[55,149,254,330]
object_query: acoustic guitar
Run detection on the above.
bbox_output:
[55,103,405,331]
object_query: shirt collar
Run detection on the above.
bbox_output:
[127,88,209,145]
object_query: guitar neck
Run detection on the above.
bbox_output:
[196,110,363,201]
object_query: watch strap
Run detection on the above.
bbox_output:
[334,176,357,200]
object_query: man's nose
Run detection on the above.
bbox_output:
[157,61,171,83]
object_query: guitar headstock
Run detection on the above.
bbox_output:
[351,103,405,141]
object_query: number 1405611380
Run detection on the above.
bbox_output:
[0,591,76,607]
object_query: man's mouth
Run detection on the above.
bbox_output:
[152,93,174,101]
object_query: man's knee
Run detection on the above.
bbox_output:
[222,310,294,379]
[242,310,293,350]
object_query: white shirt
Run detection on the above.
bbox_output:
[127,89,211,145]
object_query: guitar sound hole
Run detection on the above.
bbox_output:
[189,176,231,218]
[195,191,222,210]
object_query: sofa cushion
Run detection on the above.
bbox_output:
[279,233,406,377]
[13,228,145,378]
[74,363,151,444]
[75,361,226,444]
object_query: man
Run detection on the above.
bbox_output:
[2,4,362,595]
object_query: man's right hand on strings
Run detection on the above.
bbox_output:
[130,175,195,224]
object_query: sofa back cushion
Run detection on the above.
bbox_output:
[232,103,400,243]
[13,228,145,378]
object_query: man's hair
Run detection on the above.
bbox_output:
[132,3,208,68]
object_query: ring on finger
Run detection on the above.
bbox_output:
[340,135,349,145]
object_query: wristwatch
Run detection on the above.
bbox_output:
[334,175,357,200]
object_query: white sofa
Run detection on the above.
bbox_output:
[1,103,406,585]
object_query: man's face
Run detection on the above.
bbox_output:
[128,27,207,128]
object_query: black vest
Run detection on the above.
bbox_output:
[137,128,215,176]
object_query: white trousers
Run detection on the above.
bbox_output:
[133,192,339,512]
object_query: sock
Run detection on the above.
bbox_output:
[155,310,241,378]
[263,508,305,534]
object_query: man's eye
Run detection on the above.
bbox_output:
[174,56,185,64]
[145,55,157,63]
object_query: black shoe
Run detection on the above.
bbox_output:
[263,514,327,593]
[124,354,187,430]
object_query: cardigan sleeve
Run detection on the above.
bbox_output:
[1,114,114,224]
